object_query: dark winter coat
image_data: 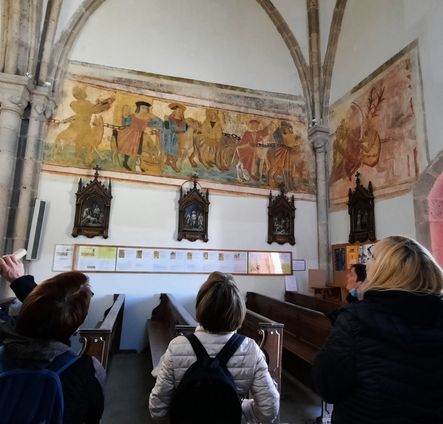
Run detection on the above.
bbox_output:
[1,275,105,424]
[312,290,443,424]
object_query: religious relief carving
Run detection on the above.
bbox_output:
[348,172,376,243]
[178,174,209,242]
[72,165,112,238]
[267,182,296,245]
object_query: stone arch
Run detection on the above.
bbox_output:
[48,0,106,100]
[413,149,443,264]
[48,0,314,113]
[321,0,347,123]
[256,0,312,122]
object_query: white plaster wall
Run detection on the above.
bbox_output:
[329,0,443,244]
[329,191,416,245]
[67,0,302,96]
[30,173,318,351]
[273,0,309,60]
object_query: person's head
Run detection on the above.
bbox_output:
[346,263,366,290]
[249,119,260,131]
[280,121,293,134]
[16,272,93,342]
[363,236,443,294]
[135,101,151,113]
[72,86,87,100]
[169,103,186,118]
[196,271,246,332]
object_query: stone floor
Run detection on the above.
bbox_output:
[102,352,322,424]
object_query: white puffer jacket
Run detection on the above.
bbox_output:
[149,326,279,423]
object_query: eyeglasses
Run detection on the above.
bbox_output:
[367,245,375,260]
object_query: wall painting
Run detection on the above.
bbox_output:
[43,64,315,198]
[329,41,427,208]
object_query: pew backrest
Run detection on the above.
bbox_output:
[240,309,284,392]
[246,292,331,364]
[285,291,341,314]
[148,293,197,370]
[78,293,125,371]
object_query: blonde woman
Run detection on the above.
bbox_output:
[149,271,279,423]
[313,236,443,424]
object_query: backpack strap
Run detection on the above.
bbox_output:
[216,333,245,366]
[47,351,80,375]
[186,333,210,361]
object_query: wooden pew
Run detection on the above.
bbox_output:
[147,293,197,371]
[240,309,284,392]
[148,293,284,392]
[246,292,331,366]
[285,291,341,314]
[78,293,125,371]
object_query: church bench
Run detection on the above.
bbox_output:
[78,293,125,371]
[284,291,341,314]
[240,309,284,392]
[246,292,331,366]
[147,293,198,372]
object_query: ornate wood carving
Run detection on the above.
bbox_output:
[177,174,209,242]
[267,183,296,245]
[72,165,112,238]
[348,172,376,243]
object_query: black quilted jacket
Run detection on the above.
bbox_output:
[312,290,443,424]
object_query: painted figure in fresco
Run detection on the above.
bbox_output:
[189,108,225,170]
[235,119,269,182]
[53,86,114,164]
[267,121,307,190]
[115,101,162,172]
[160,103,190,172]
[330,87,384,183]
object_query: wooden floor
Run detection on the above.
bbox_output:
[102,352,322,424]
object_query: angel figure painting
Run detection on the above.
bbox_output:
[44,71,315,197]
[329,42,427,207]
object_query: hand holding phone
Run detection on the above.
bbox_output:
[12,248,27,260]
[0,249,26,282]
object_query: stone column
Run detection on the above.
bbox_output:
[0,75,31,253]
[11,86,53,253]
[309,125,330,275]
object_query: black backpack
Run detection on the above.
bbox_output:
[170,333,245,424]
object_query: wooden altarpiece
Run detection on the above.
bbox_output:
[177,175,209,242]
[267,183,296,245]
[348,172,376,243]
[72,166,112,238]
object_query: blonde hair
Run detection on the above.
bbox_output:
[196,271,246,332]
[364,236,443,294]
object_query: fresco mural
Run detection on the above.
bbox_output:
[329,42,427,207]
[44,77,315,196]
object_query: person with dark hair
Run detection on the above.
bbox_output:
[0,271,105,424]
[345,262,366,303]
[313,236,443,424]
[149,271,279,423]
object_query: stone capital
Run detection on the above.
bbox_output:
[0,74,32,115]
[30,86,55,118]
[308,125,329,153]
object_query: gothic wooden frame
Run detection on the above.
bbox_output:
[348,172,376,243]
[177,176,209,242]
[267,183,296,245]
[72,166,112,239]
